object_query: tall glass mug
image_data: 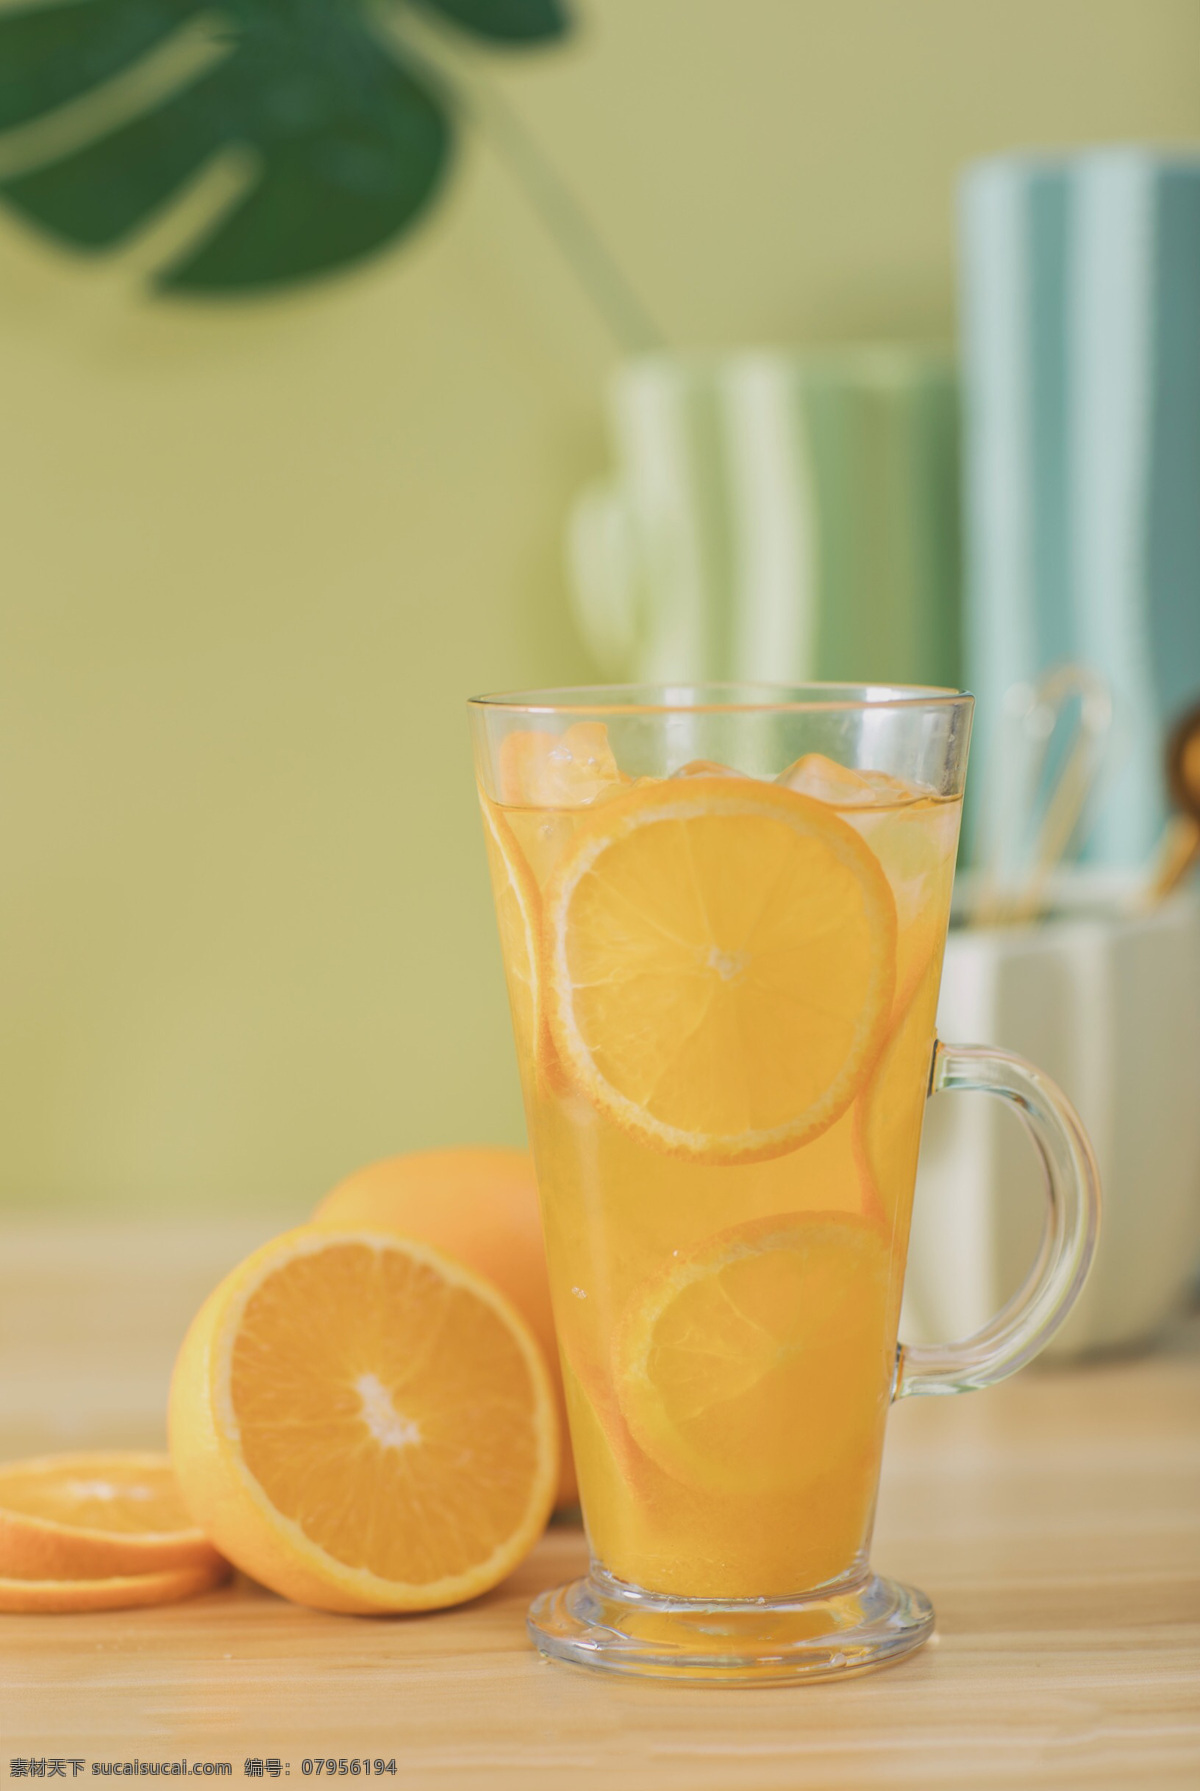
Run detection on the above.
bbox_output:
[469,685,1100,1683]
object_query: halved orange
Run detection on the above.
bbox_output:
[615,1212,894,1497]
[0,1559,229,1614]
[168,1227,559,1614]
[0,1451,225,1580]
[312,1147,577,1509]
[543,777,897,1163]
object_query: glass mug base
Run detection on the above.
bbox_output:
[527,1563,935,1684]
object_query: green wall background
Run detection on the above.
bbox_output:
[1,0,1197,1214]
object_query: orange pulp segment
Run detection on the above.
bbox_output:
[544,777,897,1163]
[168,1227,558,1613]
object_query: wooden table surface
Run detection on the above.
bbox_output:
[1,1221,1199,1789]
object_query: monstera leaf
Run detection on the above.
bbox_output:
[0,0,569,292]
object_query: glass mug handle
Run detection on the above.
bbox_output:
[895,1040,1102,1400]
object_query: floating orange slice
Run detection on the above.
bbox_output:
[169,1227,559,1614]
[615,1212,894,1496]
[480,793,544,1052]
[0,1451,225,1581]
[543,777,897,1163]
[0,1558,229,1614]
[478,792,567,1092]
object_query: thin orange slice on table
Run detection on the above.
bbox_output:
[0,1559,229,1614]
[544,776,897,1163]
[478,792,566,1091]
[615,1212,895,1496]
[0,1451,225,1580]
[168,1227,558,1614]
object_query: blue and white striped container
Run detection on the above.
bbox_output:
[960,149,1200,868]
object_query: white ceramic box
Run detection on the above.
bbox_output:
[904,881,1200,1357]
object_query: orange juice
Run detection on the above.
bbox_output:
[480,731,960,1602]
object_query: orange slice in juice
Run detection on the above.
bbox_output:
[544,777,896,1163]
[169,1227,559,1613]
[615,1212,893,1495]
[479,794,543,1052]
[479,793,568,1091]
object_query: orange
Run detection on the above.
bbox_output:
[615,1211,894,1497]
[0,1451,225,1580]
[543,776,897,1163]
[169,1226,558,1614]
[313,1147,577,1506]
[0,1558,230,1614]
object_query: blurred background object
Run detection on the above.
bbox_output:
[1,1,1198,1219]
[968,662,1113,927]
[960,147,1200,869]
[0,0,572,295]
[1141,696,1200,905]
[909,878,1200,1356]
[567,347,961,689]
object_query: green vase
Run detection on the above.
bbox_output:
[568,346,962,691]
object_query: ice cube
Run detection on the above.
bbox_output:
[670,758,750,779]
[498,721,629,807]
[776,753,919,808]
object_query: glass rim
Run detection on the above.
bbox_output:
[468,681,973,717]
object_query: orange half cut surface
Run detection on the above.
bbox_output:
[169,1227,559,1614]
